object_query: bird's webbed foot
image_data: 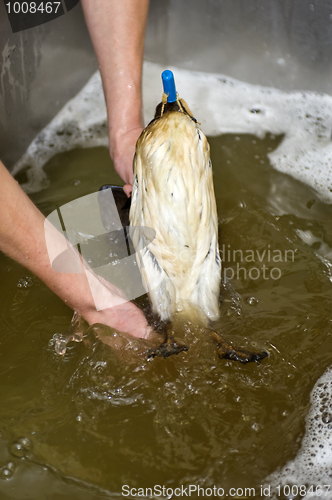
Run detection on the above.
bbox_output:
[147,339,188,360]
[209,330,268,364]
[147,324,188,360]
[217,342,268,364]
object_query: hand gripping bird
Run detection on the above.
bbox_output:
[129,70,267,363]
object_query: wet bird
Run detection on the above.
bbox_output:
[129,70,267,363]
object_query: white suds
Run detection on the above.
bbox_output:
[266,366,332,498]
[13,62,332,203]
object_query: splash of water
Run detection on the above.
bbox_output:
[50,311,85,355]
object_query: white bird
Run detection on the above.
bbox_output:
[130,71,267,363]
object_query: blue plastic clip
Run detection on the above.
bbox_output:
[161,70,177,103]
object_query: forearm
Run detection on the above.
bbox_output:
[81,0,149,186]
[0,162,92,311]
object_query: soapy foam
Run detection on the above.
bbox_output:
[265,366,332,498]
[12,70,109,192]
[13,61,332,203]
[12,62,332,490]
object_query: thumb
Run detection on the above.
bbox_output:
[123,183,132,197]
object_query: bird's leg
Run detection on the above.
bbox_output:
[208,330,268,364]
[147,322,188,360]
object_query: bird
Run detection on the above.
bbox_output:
[129,70,267,363]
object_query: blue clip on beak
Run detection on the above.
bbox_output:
[162,70,177,103]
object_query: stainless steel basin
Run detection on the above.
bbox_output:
[1,0,332,169]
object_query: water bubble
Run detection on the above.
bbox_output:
[52,329,83,355]
[53,334,68,355]
[0,462,16,480]
[321,412,332,424]
[9,437,32,458]
[16,277,34,288]
[250,109,259,114]
[247,297,259,306]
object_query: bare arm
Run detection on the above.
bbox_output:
[81,0,150,196]
[0,161,151,338]
[0,2,151,337]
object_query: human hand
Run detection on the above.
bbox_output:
[83,300,152,339]
[42,214,151,341]
[79,272,152,339]
[111,126,143,197]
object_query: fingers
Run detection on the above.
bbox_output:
[123,184,132,197]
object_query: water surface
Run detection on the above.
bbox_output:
[1,138,332,499]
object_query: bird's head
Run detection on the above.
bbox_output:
[148,70,199,126]
[153,95,197,123]
[134,70,207,180]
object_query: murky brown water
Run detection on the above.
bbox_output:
[1,136,332,499]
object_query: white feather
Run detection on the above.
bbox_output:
[129,108,221,323]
